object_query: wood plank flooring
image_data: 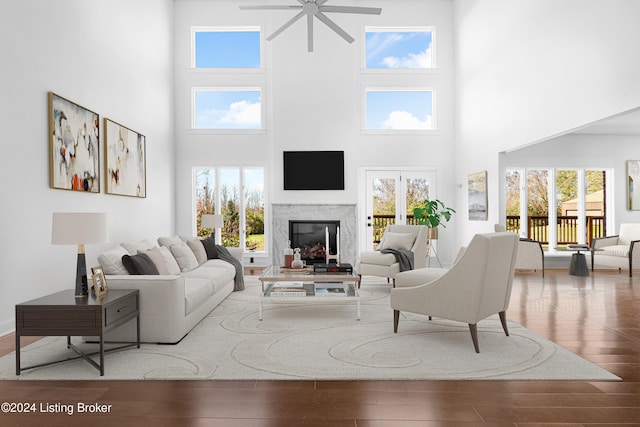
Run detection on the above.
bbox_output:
[0,269,638,426]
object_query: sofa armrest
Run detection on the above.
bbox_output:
[225,247,244,264]
[592,235,619,249]
[105,274,186,318]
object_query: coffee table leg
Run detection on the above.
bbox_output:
[356,300,361,321]
[259,299,263,321]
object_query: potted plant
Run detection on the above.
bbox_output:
[413,199,456,240]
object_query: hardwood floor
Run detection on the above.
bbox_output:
[1,270,638,426]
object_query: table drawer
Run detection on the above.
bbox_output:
[105,294,138,327]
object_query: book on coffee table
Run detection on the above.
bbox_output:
[315,287,346,296]
[269,287,308,297]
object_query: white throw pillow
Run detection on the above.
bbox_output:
[98,245,130,275]
[186,239,208,265]
[121,239,155,255]
[158,235,184,248]
[379,232,415,251]
[158,246,181,275]
[138,247,171,275]
[169,243,199,272]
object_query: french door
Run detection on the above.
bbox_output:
[362,169,436,250]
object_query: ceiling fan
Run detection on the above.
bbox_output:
[239,0,382,52]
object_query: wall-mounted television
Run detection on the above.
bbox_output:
[283,151,345,190]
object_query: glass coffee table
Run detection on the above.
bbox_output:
[258,265,361,321]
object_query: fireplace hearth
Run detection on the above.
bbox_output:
[289,220,339,265]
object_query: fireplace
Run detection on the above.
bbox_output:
[289,220,340,265]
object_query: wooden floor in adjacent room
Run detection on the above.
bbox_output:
[0,269,638,426]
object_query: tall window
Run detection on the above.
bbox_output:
[505,168,609,248]
[194,167,266,252]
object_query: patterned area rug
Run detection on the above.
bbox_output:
[1,276,619,381]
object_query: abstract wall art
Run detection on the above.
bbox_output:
[104,118,146,198]
[627,160,640,210]
[468,170,488,221]
[49,92,100,192]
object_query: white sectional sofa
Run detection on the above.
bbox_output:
[97,236,243,344]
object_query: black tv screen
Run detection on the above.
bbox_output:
[283,151,345,190]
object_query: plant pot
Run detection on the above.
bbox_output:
[428,227,438,240]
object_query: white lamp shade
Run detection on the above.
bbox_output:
[201,214,223,229]
[52,212,108,245]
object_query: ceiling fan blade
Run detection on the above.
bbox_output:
[239,5,303,10]
[319,6,382,15]
[266,10,306,41]
[315,12,355,44]
[307,13,314,52]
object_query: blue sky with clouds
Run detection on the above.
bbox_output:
[193,29,432,130]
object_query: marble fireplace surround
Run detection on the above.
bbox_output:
[272,204,357,267]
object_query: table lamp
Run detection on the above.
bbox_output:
[52,212,108,298]
[201,214,223,244]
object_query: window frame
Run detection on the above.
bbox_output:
[362,87,437,134]
[190,26,264,73]
[361,26,437,73]
[191,86,266,133]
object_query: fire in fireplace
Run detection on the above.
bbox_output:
[288,220,340,265]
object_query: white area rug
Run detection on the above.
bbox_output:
[1,277,619,381]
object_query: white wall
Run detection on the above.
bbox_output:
[454,0,640,245]
[0,0,175,335]
[173,0,456,259]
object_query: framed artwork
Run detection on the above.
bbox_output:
[468,170,488,221]
[104,118,147,198]
[49,92,100,192]
[91,266,108,297]
[628,160,640,210]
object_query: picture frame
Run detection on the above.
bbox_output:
[91,266,108,297]
[627,160,640,210]
[49,92,100,193]
[468,170,488,221]
[104,118,147,198]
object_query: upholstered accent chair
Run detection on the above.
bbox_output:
[591,223,640,277]
[356,224,428,286]
[494,224,545,276]
[390,232,519,353]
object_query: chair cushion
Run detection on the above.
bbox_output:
[599,245,629,257]
[359,251,398,266]
[395,267,449,288]
[379,232,415,251]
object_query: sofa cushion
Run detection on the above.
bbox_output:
[186,239,208,265]
[98,245,130,275]
[138,247,172,275]
[122,253,160,275]
[379,232,415,251]
[158,246,181,275]
[121,239,155,255]
[170,243,199,272]
[184,278,214,314]
[158,235,183,248]
[201,236,219,259]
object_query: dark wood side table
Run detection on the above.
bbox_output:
[15,289,140,376]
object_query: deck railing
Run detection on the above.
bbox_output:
[372,214,606,246]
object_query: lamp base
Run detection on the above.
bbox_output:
[75,253,89,298]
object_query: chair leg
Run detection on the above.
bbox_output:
[358,274,362,289]
[499,311,509,336]
[393,310,399,333]
[392,278,396,288]
[468,324,479,353]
